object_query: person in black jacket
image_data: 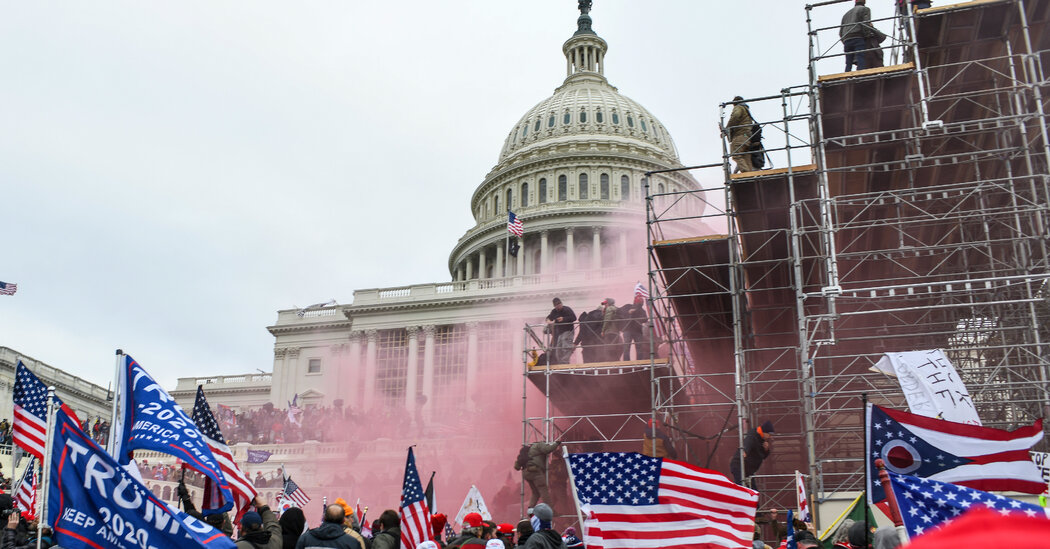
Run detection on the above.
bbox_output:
[369,510,400,549]
[619,296,649,361]
[280,507,306,549]
[730,420,775,486]
[573,308,603,363]
[296,505,362,549]
[545,298,577,364]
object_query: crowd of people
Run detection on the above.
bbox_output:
[535,295,653,366]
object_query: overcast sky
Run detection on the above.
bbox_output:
[1,1,871,389]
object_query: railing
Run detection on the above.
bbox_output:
[0,347,111,401]
[176,373,272,391]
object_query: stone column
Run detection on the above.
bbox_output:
[466,321,480,407]
[566,228,575,271]
[422,325,436,411]
[348,332,363,408]
[273,348,287,406]
[405,326,419,410]
[478,247,487,280]
[592,227,602,270]
[363,330,378,409]
[283,348,300,407]
[540,230,549,274]
[517,237,526,275]
[495,241,504,278]
[466,257,474,280]
[619,230,629,266]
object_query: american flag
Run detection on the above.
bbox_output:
[191,386,257,516]
[507,211,524,237]
[400,447,434,549]
[276,475,311,509]
[567,451,758,549]
[14,457,36,520]
[889,471,1048,538]
[13,362,59,460]
[634,282,649,300]
[0,281,16,295]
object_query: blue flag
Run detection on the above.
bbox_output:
[114,355,234,514]
[785,509,796,549]
[889,471,1046,538]
[48,407,236,549]
[246,449,272,464]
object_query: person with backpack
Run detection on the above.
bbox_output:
[513,441,561,510]
[727,97,758,173]
[573,308,603,363]
[600,298,622,362]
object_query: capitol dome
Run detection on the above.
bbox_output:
[498,77,680,164]
[448,5,700,281]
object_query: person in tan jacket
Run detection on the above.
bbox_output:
[727,97,756,173]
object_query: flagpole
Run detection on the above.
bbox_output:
[505,209,510,278]
[107,349,124,454]
[37,387,58,549]
[873,459,909,545]
[861,392,869,549]
[560,445,587,540]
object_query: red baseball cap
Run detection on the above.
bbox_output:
[463,512,484,528]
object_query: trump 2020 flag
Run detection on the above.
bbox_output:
[888,471,1048,538]
[113,355,234,514]
[48,407,235,549]
[568,451,758,549]
[866,404,1044,503]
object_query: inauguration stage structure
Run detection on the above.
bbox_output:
[525,0,1050,526]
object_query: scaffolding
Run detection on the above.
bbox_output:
[643,0,1050,522]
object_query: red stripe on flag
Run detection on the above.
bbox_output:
[882,407,1044,441]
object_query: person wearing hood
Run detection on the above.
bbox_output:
[522,504,564,549]
[296,504,362,549]
[871,526,900,549]
[730,420,775,486]
[279,507,307,549]
[236,496,282,549]
[370,510,401,549]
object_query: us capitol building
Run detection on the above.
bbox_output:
[170,4,704,510]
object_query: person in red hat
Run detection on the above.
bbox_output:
[494,524,514,549]
[430,513,448,548]
[447,513,487,547]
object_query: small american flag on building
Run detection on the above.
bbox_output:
[191,386,257,516]
[634,282,649,300]
[507,211,524,237]
[400,447,434,549]
[0,281,16,295]
[277,475,311,509]
[14,457,36,520]
[567,451,758,549]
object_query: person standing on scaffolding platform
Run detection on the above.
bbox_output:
[727,97,757,173]
[840,0,877,72]
[545,297,576,364]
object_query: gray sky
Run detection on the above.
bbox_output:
[1,1,870,388]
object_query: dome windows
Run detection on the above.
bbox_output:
[600,173,609,199]
[612,112,620,125]
[522,124,528,137]
[548,115,555,128]
[563,112,571,125]
[621,175,630,200]
[641,119,648,132]
[596,109,604,123]
[627,115,635,128]
[538,178,547,204]
[558,175,567,201]
[578,173,588,199]
[506,188,513,210]
[521,182,529,207]
[579,109,587,123]
[535,119,541,132]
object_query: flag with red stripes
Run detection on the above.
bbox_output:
[276,475,311,509]
[400,447,434,549]
[14,457,36,520]
[507,212,524,237]
[567,451,758,549]
[12,361,77,460]
[866,404,1045,503]
[191,386,257,517]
